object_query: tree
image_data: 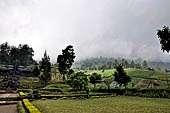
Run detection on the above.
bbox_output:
[39,51,51,86]
[32,65,40,77]
[89,73,102,89]
[67,72,88,91]
[9,46,19,66]
[130,60,135,68]
[113,59,119,68]
[113,64,131,88]
[157,26,170,52]
[18,44,34,66]
[0,42,34,66]
[57,45,76,81]
[0,42,10,64]
[104,77,114,90]
[143,60,148,69]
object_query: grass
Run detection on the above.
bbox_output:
[18,77,41,89]
[81,69,115,77]
[32,96,170,113]
[17,101,26,113]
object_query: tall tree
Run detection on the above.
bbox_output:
[130,60,135,68]
[57,45,76,80]
[113,64,131,88]
[157,26,170,52]
[39,51,51,86]
[143,60,148,69]
[18,44,34,66]
[0,42,10,64]
[0,42,34,66]
[113,59,119,68]
[89,73,102,89]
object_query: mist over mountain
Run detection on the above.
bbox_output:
[73,57,170,70]
[0,0,170,62]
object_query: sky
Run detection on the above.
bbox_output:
[0,0,170,62]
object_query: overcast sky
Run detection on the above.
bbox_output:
[0,0,170,62]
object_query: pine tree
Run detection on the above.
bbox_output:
[113,64,131,88]
[39,51,51,86]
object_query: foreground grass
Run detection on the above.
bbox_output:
[17,101,26,113]
[32,96,170,113]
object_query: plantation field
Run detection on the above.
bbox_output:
[16,68,170,89]
[81,68,169,79]
[80,69,170,88]
[32,96,170,113]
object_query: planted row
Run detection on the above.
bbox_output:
[23,99,41,113]
[19,92,26,96]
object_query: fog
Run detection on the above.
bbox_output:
[0,0,170,62]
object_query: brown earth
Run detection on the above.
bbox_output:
[0,104,17,113]
[134,79,157,88]
[0,92,17,113]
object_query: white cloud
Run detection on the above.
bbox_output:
[0,0,170,62]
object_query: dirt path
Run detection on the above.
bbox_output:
[0,104,17,113]
[0,93,18,113]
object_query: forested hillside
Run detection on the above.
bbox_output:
[73,57,170,71]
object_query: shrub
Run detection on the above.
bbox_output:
[23,99,41,113]
[19,92,26,96]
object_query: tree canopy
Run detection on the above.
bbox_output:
[67,72,88,91]
[57,45,76,80]
[89,72,102,89]
[39,51,51,86]
[157,26,170,52]
[0,42,34,66]
[113,64,131,88]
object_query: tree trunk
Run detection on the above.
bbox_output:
[94,83,96,89]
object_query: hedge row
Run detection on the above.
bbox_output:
[19,92,26,96]
[23,99,41,113]
[94,88,170,98]
[19,92,41,113]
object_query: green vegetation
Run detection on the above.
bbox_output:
[57,45,76,81]
[17,101,26,113]
[32,96,170,113]
[83,69,115,77]
[80,68,170,88]
[157,26,170,52]
[18,77,40,89]
[113,65,131,88]
[23,99,41,113]
[89,73,102,88]
[39,51,51,86]
[68,72,88,90]
[0,42,34,66]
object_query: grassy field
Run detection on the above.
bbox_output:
[32,96,170,113]
[81,68,170,79]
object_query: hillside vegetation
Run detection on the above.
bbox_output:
[79,68,170,88]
